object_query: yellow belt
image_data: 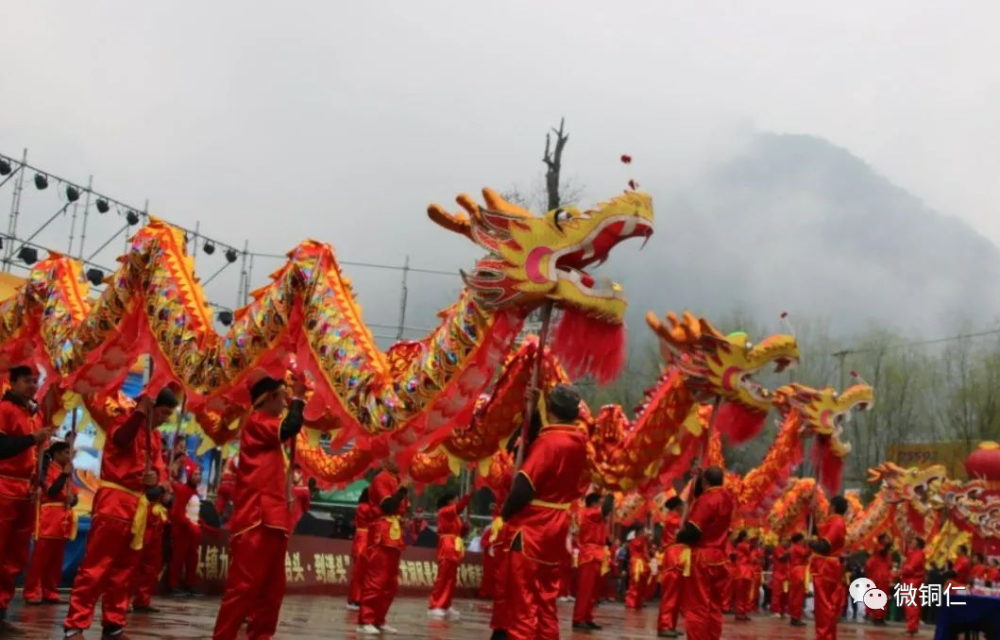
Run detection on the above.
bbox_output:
[678,546,692,577]
[441,533,466,555]
[489,517,504,543]
[385,516,402,541]
[152,503,169,523]
[99,481,149,550]
[35,502,79,541]
[529,499,571,510]
[356,527,368,533]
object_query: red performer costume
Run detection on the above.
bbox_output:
[0,366,49,631]
[769,541,791,617]
[676,466,735,640]
[289,466,311,532]
[572,493,610,630]
[750,543,763,612]
[952,546,971,586]
[428,493,471,615]
[864,535,892,624]
[130,495,169,611]
[24,441,77,604]
[808,496,848,640]
[657,502,687,636]
[212,376,306,640]
[733,534,754,620]
[499,385,588,640]
[488,475,513,635]
[214,455,238,520]
[786,533,810,625]
[348,490,376,608]
[64,390,176,638]
[168,464,202,593]
[900,540,927,636]
[477,518,495,599]
[624,529,650,609]
[358,467,408,634]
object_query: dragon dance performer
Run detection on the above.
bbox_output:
[129,491,170,613]
[168,462,202,595]
[863,533,892,626]
[212,374,306,640]
[357,459,409,635]
[477,502,500,600]
[656,496,686,638]
[750,539,763,613]
[624,524,651,610]
[427,492,471,618]
[214,454,238,522]
[289,464,311,533]
[732,530,753,621]
[769,537,791,618]
[0,365,55,632]
[24,440,78,605]
[807,495,848,640]
[64,389,178,638]
[675,466,735,640]
[347,487,374,610]
[950,544,971,586]
[786,531,810,626]
[571,492,612,631]
[498,384,588,640]
[900,537,926,637]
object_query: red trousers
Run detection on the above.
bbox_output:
[903,580,922,633]
[625,561,648,610]
[681,553,729,640]
[213,526,288,640]
[721,565,734,612]
[428,558,458,610]
[787,566,807,621]
[769,576,788,615]
[130,528,164,608]
[168,521,200,590]
[505,550,560,640]
[657,569,682,631]
[24,537,66,602]
[0,496,34,611]
[572,560,601,624]
[348,538,369,604]
[734,577,753,616]
[559,562,574,597]
[479,546,496,598]
[359,545,401,627]
[491,545,510,631]
[811,557,843,640]
[64,516,141,631]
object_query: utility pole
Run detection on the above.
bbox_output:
[396,255,410,341]
[833,349,850,389]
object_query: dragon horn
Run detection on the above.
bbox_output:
[427,203,473,239]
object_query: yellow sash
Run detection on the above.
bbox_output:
[387,515,402,541]
[99,481,149,550]
[529,499,571,510]
[152,503,169,523]
[633,558,647,582]
[489,517,504,543]
[678,546,692,577]
[601,551,610,576]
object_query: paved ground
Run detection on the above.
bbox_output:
[5,595,931,638]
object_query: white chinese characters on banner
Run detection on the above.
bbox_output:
[893,583,966,608]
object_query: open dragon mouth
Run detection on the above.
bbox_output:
[738,356,799,403]
[551,215,653,298]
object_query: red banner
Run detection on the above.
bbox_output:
[197,533,484,597]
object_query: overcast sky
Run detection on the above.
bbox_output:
[2,2,999,338]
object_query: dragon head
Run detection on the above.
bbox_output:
[868,462,947,504]
[776,383,875,457]
[429,188,653,323]
[646,311,799,412]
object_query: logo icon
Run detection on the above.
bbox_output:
[849,577,886,610]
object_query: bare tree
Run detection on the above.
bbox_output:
[543,118,570,211]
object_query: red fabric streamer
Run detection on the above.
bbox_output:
[549,309,626,385]
[713,401,767,445]
[620,154,632,164]
[811,436,844,495]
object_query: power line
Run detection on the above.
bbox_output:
[248,251,461,278]
[834,326,1000,358]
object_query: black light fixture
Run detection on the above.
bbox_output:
[0,160,11,176]
[34,174,48,190]
[225,248,238,263]
[95,199,110,214]
[66,185,80,202]
[203,241,215,255]
[126,210,140,226]
[86,268,104,286]
[217,310,234,326]
[17,247,38,265]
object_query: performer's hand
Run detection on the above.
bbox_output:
[138,395,154,415]
[62,463,74,476]
[142,470,159,487]
[291,374,309,399]
[33,426,56,445]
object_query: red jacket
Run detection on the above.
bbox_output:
[0,396,42,499]
[229,410,290,537]
[436,495,471,561]
[95,408,166,522]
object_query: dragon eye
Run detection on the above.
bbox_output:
[553,208,574,230]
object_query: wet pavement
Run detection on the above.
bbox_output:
[5,595,931,638]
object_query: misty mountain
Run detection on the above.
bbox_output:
[610,133,1000,339]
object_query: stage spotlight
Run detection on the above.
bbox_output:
[86,268,104,286]
[34,174,48,190]
[17,247,38,265]
[66,186,80,202]
[203,241,216,255]
[126,210,140,226]
[217,310,234,326]
[225,248,238,264]
[96,199,110,214]
[0,160,11,176]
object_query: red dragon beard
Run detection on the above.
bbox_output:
[549,307,627,385]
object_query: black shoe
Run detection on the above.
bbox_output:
[64,631,84,639]
[167,588,186,597]
[585,621,602,630]
[790,619,807,627]
[658,631,680,638]
[572,622,591,631]
[43,598,65,605]
[101,625,125,639]
[490,631,508,640]
[185,589,200,597]
[133,605,160,613]
[23,600,43,606]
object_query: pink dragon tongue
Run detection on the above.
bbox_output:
[549,307,626,385]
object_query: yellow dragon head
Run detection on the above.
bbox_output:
[776,383,875,457]
[868,462,947,504]
[645,311,799,412]
[429,188,653,323]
